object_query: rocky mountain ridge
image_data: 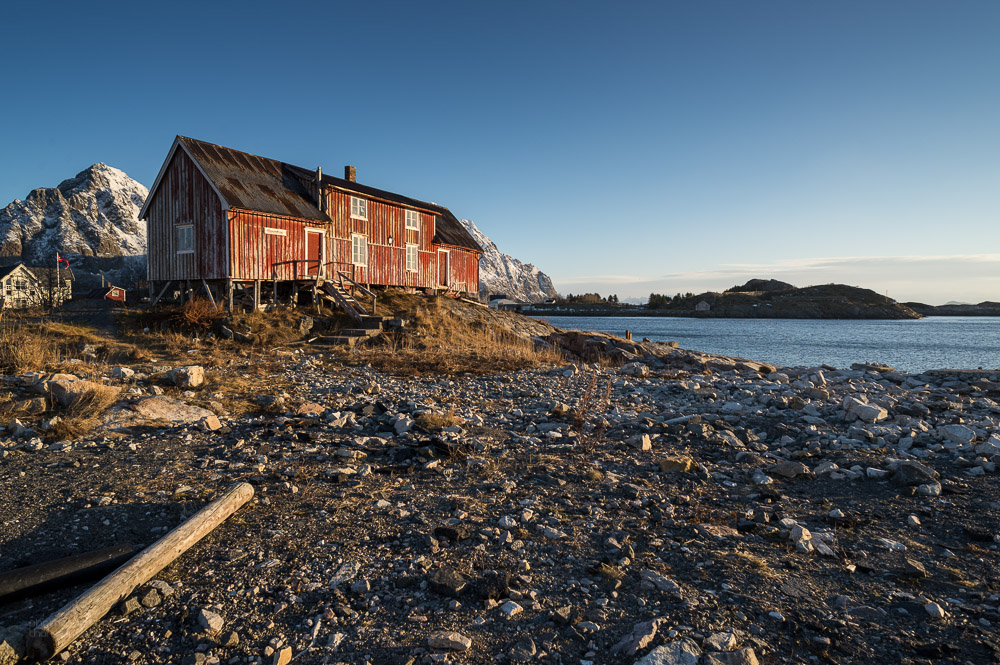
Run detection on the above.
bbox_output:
[460,219,557,302]
[0,163,147,264]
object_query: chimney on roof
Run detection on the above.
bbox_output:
[316,166,324,213]
[345,165,356,182]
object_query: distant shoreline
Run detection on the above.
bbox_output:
[529,309,1000,318]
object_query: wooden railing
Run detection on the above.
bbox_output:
[268,259,325,282]
[336,271,376,315]
[262,260,376,316]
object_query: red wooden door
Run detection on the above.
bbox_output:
[438,250,449,286]
[265,233,282,279]
[305,230,322,275]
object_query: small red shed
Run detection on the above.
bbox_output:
[140,137,483,310]
[88,285,126,302]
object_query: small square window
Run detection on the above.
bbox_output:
[351,197,368,220]
[176,225,194,253]
[406,244,418,272]
[351,234,368,266]
[405,210,419,230]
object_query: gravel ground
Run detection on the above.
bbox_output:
[2,341,1000,665]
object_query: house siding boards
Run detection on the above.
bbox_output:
[439,246,479,294]
[143,136,482,298]
[146,148,227,281]
[228,210,327,281]
[328,190,439,289]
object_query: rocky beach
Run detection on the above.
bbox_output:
[1,303,1000,665]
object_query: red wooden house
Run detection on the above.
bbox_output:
[88,285,127,302]
[140,136,482,310]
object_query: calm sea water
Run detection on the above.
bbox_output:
[531,316,1000,373]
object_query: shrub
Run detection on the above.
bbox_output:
[0,321,56,374]
[49,383,121,440]
[172,297,222,331]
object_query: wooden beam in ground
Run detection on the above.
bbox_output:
[253,280,260,311]
[201,279,217,309]
[28,483,254,661]
[227,280,234,312]
[150,281,172,308]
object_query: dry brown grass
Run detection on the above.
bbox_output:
[172,297,223,331]
[0,320,58,374]
[415,408,464,430]
[354,295,564,376]
[49,383,122,440]
[568,371,614,454]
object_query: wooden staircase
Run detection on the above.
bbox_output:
[321,281,367,322]
[316,278,392,347]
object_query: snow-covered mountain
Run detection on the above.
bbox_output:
[0,163,147,263]
[0,163,148,289]
[461,219,557,302]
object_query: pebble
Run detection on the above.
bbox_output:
[500,600,523,618]
[427,631,472,651]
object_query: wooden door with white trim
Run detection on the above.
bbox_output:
[438,250,449,287]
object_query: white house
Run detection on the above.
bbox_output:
[0,264,74,309]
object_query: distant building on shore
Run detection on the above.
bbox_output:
[695,300,711,312]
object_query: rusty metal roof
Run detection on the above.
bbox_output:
[178,137,328,222]
[178,137,482,254]
[284,164,482,253]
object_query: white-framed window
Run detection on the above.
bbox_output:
[405,209,419,230]
[351,234,368,266]
[405,244,418,272]
[351,196,368,220]
[264,227,287,236]
[176,224,194,253]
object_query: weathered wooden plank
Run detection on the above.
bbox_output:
[28,483,254,661]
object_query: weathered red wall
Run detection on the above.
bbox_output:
[229,211,328,281]
[327,190,440,289]
[146,148,228,281]
[438,246,480,294]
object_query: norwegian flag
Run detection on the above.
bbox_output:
[57,253,69,269]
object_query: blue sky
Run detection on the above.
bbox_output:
[2,1,998,304]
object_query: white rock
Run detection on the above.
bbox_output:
[500,600,522,617]
[168,366,205,389]
[640,570,683,597]
[427,630,472,651]
[924,602,947,619]
[916,481,942,496]
[940,424,975,444]
[541,526,567,540]
[197,608,224,634]
[633,638,702,665]
[975,439,1000,456]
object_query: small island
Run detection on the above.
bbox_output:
[529,279,923,319]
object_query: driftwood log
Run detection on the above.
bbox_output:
[27,482,254,661]
[0,543,134,603]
